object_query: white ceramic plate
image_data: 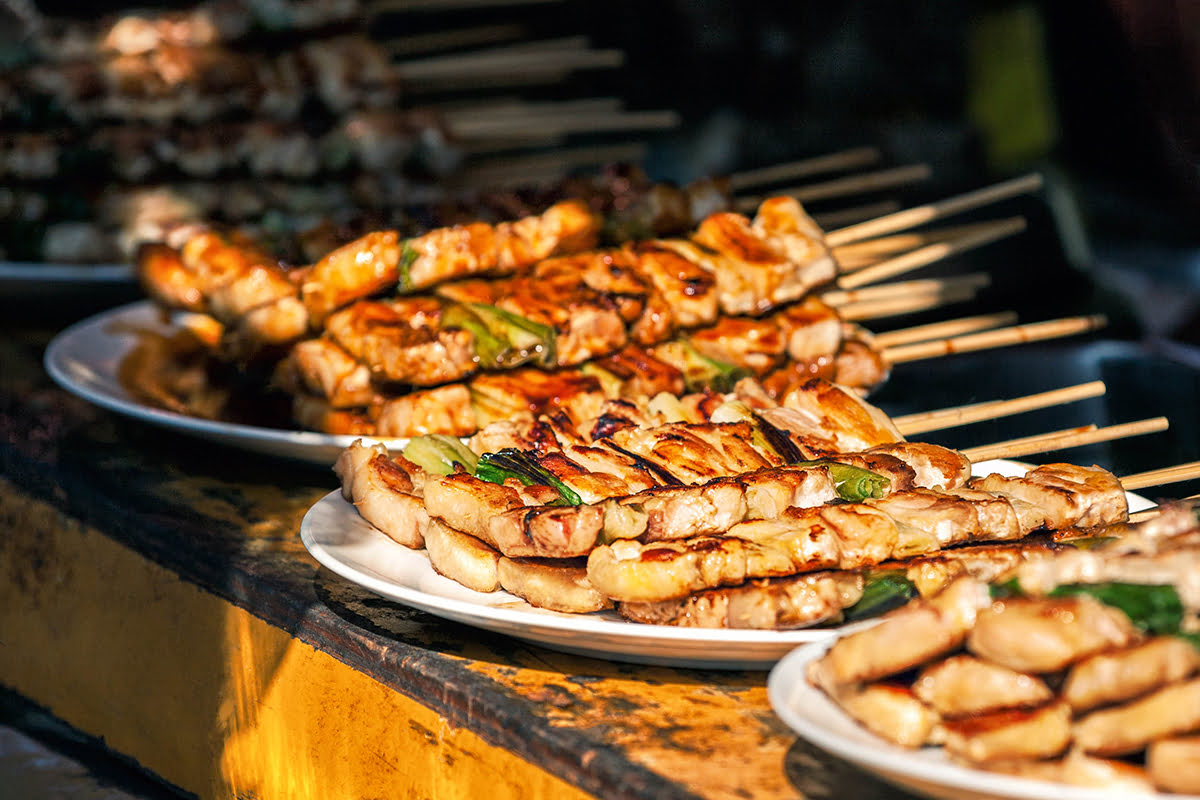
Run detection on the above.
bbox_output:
[300,461,1152,670]
[768,640,1196,800]
[44,300,408,466]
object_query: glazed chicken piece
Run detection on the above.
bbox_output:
[968,462,1129,532]
[833,683,941,748]
[283,337,374,408]
[764,377,904,454]
[988,749,1155,793]
[402,199,600,290]
[324,299,477,386]
[774,296,844,363]
[902,540,1063,598]
[1062,636,1200,712]
[372,384,476,438]
[686,195,837,315]
[1147,736,1200,794]
[866,487,1019,555]
[630,242,720,330]
[1073,677,1200,757]
[808,577,992,689]
[966,594,1139,674]
[686,315,787,376]
[941,700,1073,763]
[607,421,780,484]
[299,229,403,324]
[912,654,1054,717]
[334,439,429,549]
[498,556,612,614]
[865,442,972,491]
[617,570,863,629]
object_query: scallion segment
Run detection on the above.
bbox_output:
[474,448,583,507]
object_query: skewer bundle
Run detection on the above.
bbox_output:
[803,498,1200,794]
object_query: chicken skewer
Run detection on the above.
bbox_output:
[333,372,1170,607]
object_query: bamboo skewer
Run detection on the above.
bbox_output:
[831,221,1017,269]
[447,107,680,139]
[396,45,626,84]
[371,0,563,11]
[1129,493,1200,523]
[825,172,1044,247]
[736,164,932,211]
[813,201,903,229]
[821,273,991,308]
[883,315,1108,365]
[893,380,1107,435]
[836,217,1027,289]
[835,285,983,322]
[726,147,882,192]
[873,311,1018,348]
[962,417,1169,463]
[381,24,528,56]
[1121,462,1200,492]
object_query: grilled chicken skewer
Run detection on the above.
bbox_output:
[333,374,1167,615]
[803,498,1200,794]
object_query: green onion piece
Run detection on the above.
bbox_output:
[842,571,918,622]
[397,243,419,291]
[580,363,623,397]
[653,341,749,393]
[1048,582,1184,636]
[442,304,511,366]
[794,460,890,502]
[469,303,557,368]
[474,448,583,506]
[989,578,1023,600]
[402,434,479,476]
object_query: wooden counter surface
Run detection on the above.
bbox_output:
[0,319,914,800]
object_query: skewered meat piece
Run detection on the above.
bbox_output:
[833,683,942,748]
[424,517,501,593]
[969,463,1129,532]
[617,570,863,629]
[324,300,476,386]
[941,700,1074,763]
[1147,736,1200,794]
[685,196,836,315]
[497,557,612,614]
[333,440,428,549]
[912,654,1054,717]
[966,594,1140,674]
[401,200,601,291]
[988,750,1156,793]
[808,577,992,689]
[1061,636,1200,712]
[1073,677,1200,757]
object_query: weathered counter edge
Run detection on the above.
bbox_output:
[0,436,716,800]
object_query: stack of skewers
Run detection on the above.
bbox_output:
[0,0,683,263]
[131,171,1089,439]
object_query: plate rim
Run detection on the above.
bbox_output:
[43,299,410,463]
